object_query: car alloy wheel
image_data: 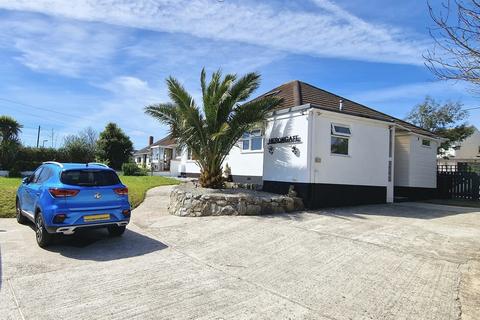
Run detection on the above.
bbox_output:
[35,214,44,243]
[35,212,53,247]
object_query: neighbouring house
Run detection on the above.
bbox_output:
[138,80,441,208]
[133,135,178,172]
[437,127,480,168]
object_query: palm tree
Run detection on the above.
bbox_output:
[145,69,282,188]
[0,115,22,169]
[0,115,22,143]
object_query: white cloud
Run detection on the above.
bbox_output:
[0,13,126,77]
[99,76,152,97]
[0,0,429,65]
[350,81,470,105]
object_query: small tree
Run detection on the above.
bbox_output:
[96,123,133,170]
[62,127,98,162]
[405,96,475,154]
[145,68,281,188]
[0,115,22,169]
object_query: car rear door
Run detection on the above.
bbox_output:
[22,166,43,213]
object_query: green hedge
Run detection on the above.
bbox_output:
[1,147,69,171]
[122,162,147,176]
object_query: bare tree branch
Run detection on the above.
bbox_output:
[424,0,480,90]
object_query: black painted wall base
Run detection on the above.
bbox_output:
[394,186,437,200]
[263,180,387,209]
[180,172,201,178]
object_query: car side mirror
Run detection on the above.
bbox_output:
[22,176,30,184]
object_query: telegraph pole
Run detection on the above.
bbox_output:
[36,125,41,148]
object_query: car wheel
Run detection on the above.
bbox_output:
[107,225,126,236]
[16,199,28,225]
[35,213,52,248]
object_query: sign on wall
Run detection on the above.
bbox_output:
[267,135,301,145]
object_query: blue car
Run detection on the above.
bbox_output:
[16,162,131,247]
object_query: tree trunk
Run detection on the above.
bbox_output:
[199,166,224,189]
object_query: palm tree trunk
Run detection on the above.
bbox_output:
[199,165,224,189]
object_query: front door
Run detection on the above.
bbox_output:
[164,148,173,171]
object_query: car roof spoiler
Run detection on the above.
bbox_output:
[86,162,109,168]
[43,161,64,168]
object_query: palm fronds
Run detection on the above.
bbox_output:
[145,68,282,188]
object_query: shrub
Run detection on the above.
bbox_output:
[13,160,42,171]
[122,162,147,176]
[8,166,22,177]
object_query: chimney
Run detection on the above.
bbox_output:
[149,136,154,145]
[339,99,343,111]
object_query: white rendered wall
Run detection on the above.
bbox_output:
[394,135,411,187]
[224,143,264,179]
[176,145,262,179]
[312,110,390,188]
[409,135,437,188]
[394,134,437,188]
[263,110,311,183]
[451,128,480,159]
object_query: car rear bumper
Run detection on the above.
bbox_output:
[46,220,129,235]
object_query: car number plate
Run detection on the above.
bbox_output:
[83,214,110,222]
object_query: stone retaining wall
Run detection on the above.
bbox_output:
[169,185,304,217]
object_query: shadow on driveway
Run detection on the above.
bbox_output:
[25,223,168,261]
[255,202,480,222]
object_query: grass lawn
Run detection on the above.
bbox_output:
[0,175,179,218]
[0,177,21,218]
[119,175,179,209]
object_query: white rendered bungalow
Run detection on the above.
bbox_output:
[141,80,441,208]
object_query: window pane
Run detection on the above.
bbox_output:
[242,132,250,139]
[331,136,349,155]
[333,125,351,135]
[242,140,250,150]
[251,137,263,150]
[61,170,121,186]
[32,167,43,183]
[37,168,51,183]
[422,139,430,146]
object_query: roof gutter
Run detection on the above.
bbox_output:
[393,123,444,141]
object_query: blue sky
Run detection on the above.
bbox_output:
[0,0,478,149]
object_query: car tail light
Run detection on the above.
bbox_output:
[122,209,131,216]
[53,214,67,223]
[114,187,128,195]
[49,188,79,198]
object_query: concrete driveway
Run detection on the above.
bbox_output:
[1,186,479,320]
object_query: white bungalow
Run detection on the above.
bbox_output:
[138,80,441,208]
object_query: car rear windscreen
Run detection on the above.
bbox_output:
[61,170,121,186]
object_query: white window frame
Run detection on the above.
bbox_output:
[331,123,352,137]
[330,123,351,156]
[241,129,263,153]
